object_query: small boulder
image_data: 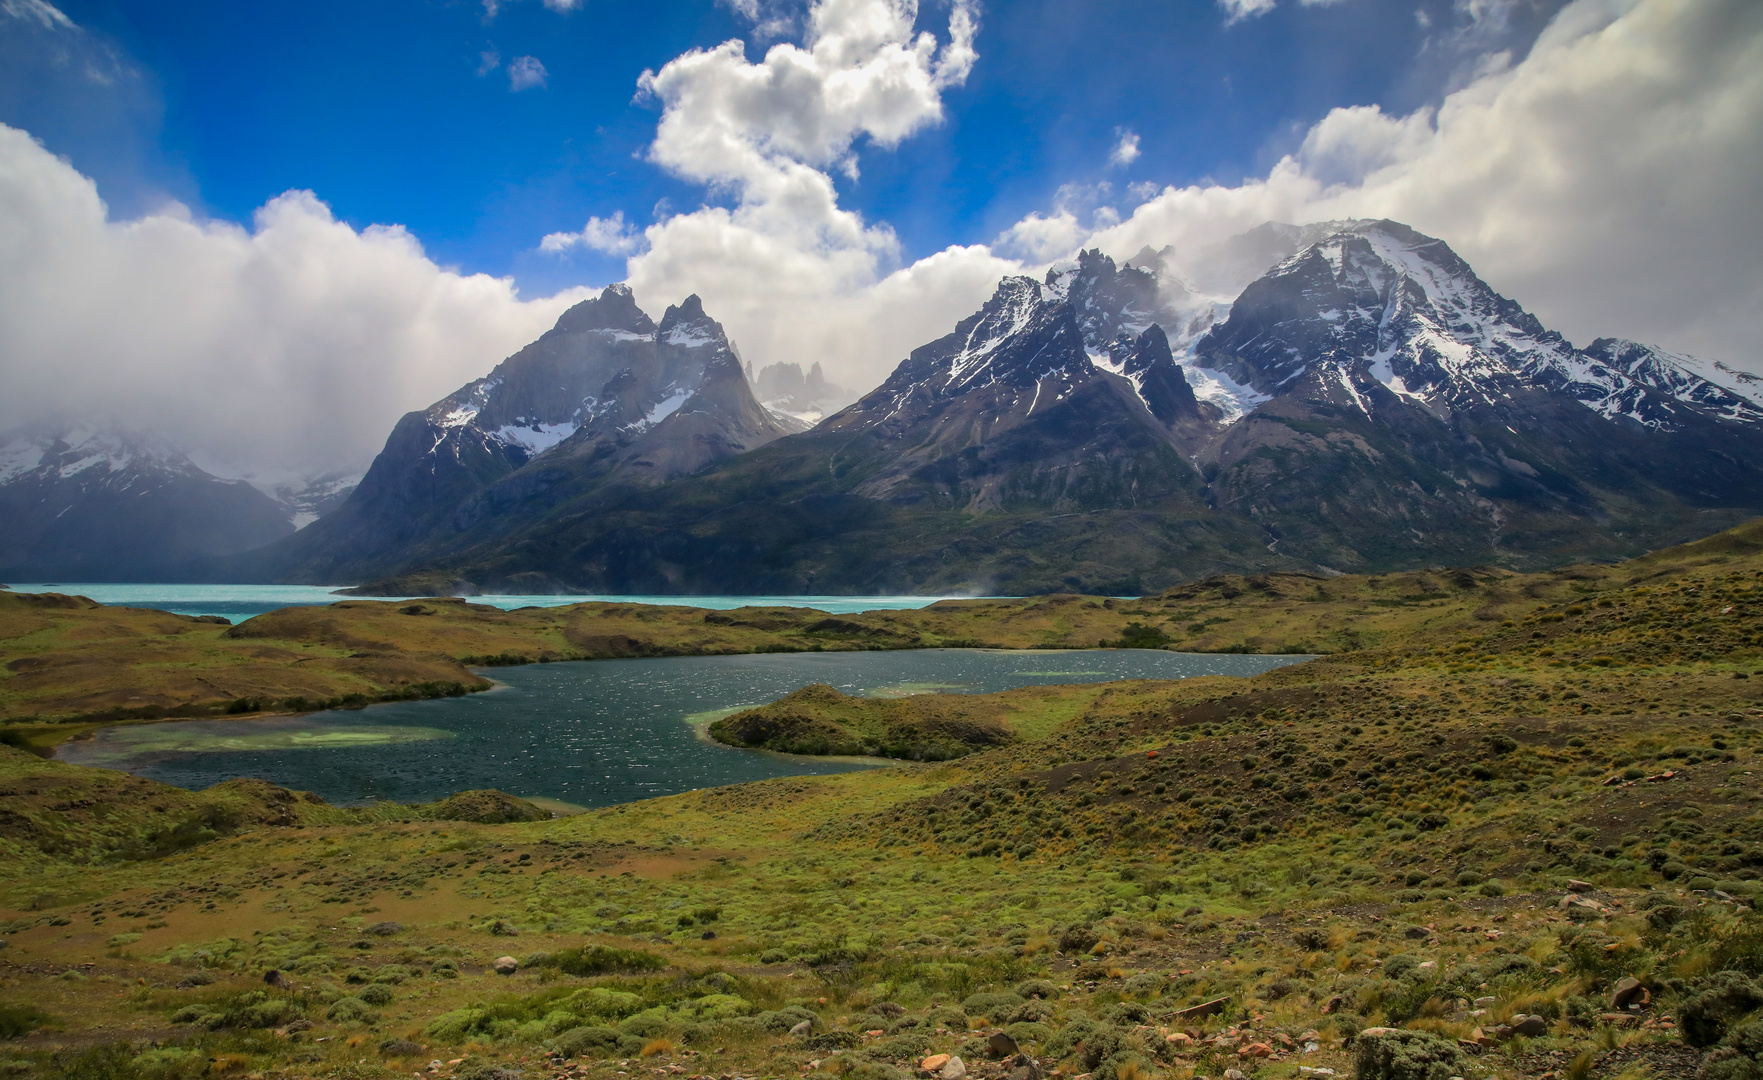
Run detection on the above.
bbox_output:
[1007,1054,1043,1080]
[264,969,294,989]
[988,1033,1021,1059]
[921,1055,952,1073]
[1559,896,1603,920]
[1174,997,1229,1019]
[940,1056,967,1080]
[1224,1069,1248,1080]
[1566,880,1596,893]
[1238,1043,1274,1058]
[1611,977,1650,1010]
[1166,1033,1194,1048]
[1510,1015,1548,1038]
[491,956,519,975]
[790,1019,814,1036]
[1403,926,1430,940]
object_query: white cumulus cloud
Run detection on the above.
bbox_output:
[614,0,1009,393]
[540,211,645,255]
[1109,129,1141,168]
[0,124,588,482]
[508,55,547,91]
[1046,0,1763,371]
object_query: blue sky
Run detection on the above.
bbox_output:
[8,0,1562,295]
[1,0,1755,481]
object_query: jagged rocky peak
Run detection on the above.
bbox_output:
[552,282,656,336]
[1191,219,1763,434]
[1197,218,1575,411]
[657,293,720,346]
[1045,248,1162,354]
[1108,324,1203,424]
[755,361,855,425]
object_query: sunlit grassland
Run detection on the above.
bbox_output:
[0,521,1761,1078]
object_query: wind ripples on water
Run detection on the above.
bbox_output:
[55,648,1310,809]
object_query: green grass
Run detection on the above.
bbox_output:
[0,520,1762,1078]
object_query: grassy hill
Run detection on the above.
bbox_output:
[0,522,1760,1079]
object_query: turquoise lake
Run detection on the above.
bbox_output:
[55,649,1311,809]
[1,583,975,621]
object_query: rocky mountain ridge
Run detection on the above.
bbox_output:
[320,219,1763,595]
[231,285,795,584]
[0,429,294,581]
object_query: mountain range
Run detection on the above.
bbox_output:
[0,429,295,582]
[6,218,1761,593]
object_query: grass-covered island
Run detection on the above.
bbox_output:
[0,521,1761,1080]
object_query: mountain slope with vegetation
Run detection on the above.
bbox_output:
[0,521,1760,1080]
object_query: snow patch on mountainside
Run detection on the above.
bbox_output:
[492,421,576,455]
[663,324,717,348]
[0,437,43,484]
[1182,361,1270,422]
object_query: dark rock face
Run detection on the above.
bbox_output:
[239,286,792,583]
[267,220,1763,595]
[0,430,292,581]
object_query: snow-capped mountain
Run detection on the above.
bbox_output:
[1193,220,1763,433]
[238,285,792,583]
[0,429,292,581]
[350,219,1763,595]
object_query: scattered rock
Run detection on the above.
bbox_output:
[1321,995,1346,1014]
[1611,977,1650,1010]
[263,969,294,989]
[1007,1054,1043,1080]
[1238,1043,1274,1058]
[790,1020,814,1036]
[1224,1069,1248,1080]
[1559,896,1603,920]
[1567,880,1596,893]
[988,1033,1021,1059]
[1510,1015,1548,1038]
[491,956,519,975]
[1166,1033,1194,1048]
[941,1056,967,1080]
[1403,926,1430,939]
[921,1054,951,1073]
[1174,997,1229,1019]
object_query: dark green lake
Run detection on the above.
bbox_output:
[56,649,1309,808]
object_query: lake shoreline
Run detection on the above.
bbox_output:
[40,648,1310,810]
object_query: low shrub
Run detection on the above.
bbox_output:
[1353,1028,1467,1080]
[1682,973,1763,1048]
